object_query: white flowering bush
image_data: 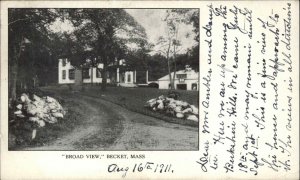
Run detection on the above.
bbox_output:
[145,95,198,122]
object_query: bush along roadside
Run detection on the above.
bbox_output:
[82,89,199,127]
[8,92,66,149]
[145,93,199,122]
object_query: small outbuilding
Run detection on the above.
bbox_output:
[157,66,199,90]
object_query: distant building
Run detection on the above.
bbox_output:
[157,66,199,90]
[58,58,137,87]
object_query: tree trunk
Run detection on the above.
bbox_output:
[10,58,18,101]
[101,58,108,91]
[81,68,85,91]
[166,40,174,89]
[9,36,24,101]
[172,45,177,89]
[172,27,179,90]
[167,59,173,89]
[91,66,93,86]
[172,58,177,89]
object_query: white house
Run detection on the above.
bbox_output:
[157,66,199,90]
[58,59,75,84]
[58,58,137,87]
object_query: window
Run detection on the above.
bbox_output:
[177,84,187,90]
[192,83,197,90]
[176,74,187,79]
[69,69,75,80]
[62,59,66,67]
[127,74,131,83]
[62,70,66,79]
[96,68,102,78]
[83,68,90,79]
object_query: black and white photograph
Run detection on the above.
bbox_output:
[2,0,299,179]
[8,8,199,151]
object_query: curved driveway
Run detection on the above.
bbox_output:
[25,92,198,151]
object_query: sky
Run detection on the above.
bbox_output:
[50,9,197,55]
[125,9,197,54]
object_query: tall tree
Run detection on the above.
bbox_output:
[171,9,199,72]
[125,41,153,71]
[8,9,58,100]
[155,9,199,90]
[147,53,169,81]
[65,9,147,90]
[156,9,186,89]
[156,35,173,89]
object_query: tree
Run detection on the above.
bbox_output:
[174,45,199,72]
[17,39,59,89]
[171,9,199,72]
[125,41,153,71]
[65,9,147,90]
[155,9,199,89]
[156,9,186,89]
[8,9,58,100]
[147,53,169,81]
[170,9,199,42]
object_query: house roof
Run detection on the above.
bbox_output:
[158,69,199,81]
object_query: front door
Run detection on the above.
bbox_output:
[74,69,82,85]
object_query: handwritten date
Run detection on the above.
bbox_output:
[108,162,174,178]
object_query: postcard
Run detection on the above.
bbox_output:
[1,0,299,179]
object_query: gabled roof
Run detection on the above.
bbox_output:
[158,69,199,81]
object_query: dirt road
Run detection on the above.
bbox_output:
[25,92,198,151]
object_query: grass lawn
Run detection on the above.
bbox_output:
[43,85,199,107]
[44,85,199,126]
[84,86,198,107]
